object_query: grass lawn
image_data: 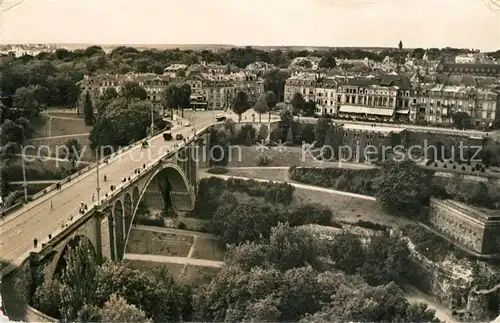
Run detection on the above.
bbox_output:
[126,229,194,257]
[191,237,225,261]
[123,260,220,284]
[293,187,413,228]
[227,147,377,170]
[123,259,185,281]
[31,113,91,138]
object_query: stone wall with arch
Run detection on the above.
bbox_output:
[94,161,195,261]
[36,214,100,282]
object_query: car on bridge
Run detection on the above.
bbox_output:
[163,131,173,141]
[216,114,227,122]
[176,133,184,140]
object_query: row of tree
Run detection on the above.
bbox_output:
[4,45,484,73]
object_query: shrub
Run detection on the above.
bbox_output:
[257,124,269,142]
[133,216,165,227]
[354,220,388,231]
[207,167,229,174]
[269,128,282,143]
[256,154,270,166]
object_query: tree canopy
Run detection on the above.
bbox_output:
[89,98,160,151]
[374,160,433,216]
[231,91,251,122]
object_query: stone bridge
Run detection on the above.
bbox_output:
[27,130,211,282]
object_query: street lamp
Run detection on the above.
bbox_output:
[95,149,101,205]
[150,105,155,137]
[20,129,28,203]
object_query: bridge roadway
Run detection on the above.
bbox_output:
[0,111,240,270]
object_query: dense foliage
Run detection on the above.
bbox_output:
[89,97,161,151]
[33,242,192,322]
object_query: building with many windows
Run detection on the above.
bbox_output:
[335,75,415,122]
[284,73,317,103]
[79,73,171,107]
[415,83,499,127]
[315,78,338,115]
[438,62,500,78]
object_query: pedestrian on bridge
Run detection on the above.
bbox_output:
[33,238,38,248]
[92,193,95,202]
[50,201,53,210]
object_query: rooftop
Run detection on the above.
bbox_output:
[441,199,500,222]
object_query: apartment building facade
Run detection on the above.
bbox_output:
[284,73,317,103]
[415,84,499,127]
[314,78,337,115]
[79,73,171,106]
[80,70,264,111]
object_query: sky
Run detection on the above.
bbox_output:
[0,0,499,51]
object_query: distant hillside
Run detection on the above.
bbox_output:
[53,43,405,53]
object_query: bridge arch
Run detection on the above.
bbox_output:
[124,193,133,241]
[114,200,125,260]
[53,235,96,278]
[123,163,192,249]
[132,187,139,209]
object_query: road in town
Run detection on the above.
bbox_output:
[0,110,262,271]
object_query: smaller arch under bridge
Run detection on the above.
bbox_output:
[29,138,208,282]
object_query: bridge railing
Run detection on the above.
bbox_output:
[0,125,179,219]
[35,126,211,256]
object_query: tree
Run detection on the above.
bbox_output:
[315,116,331,147]
[266,223,320,270]
[179,83,191,117]
[304,281,438,323]
[302,101,316,117]
[65,138,82,168]
[297,60,313,68]
[265,90,277,121]
[89,98,159,151]
[263,69,289,102]
[330,232,365,275]
[359,233,411,286]
[33,279,64,319]
[95,262,189,322]
[161,84,181,117]
[253,94,269,123]
[120,82,147,101]
[452,111,472,130]
[211,200,278,245]
[57,240,99,321]
[300,124,315,144]
[82,90,95,125]
[12,86,39,116]
[286,126,294,144]
[99,294,152,323]
[0,118,32,145]
[254,125,268,142]
[101,87,119,101]
[31,84,50,108]
[374,160,433,216]
[161,83,190,117]
[232,91,250,122]
[318,52,337,69]
[291,92,305,120]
